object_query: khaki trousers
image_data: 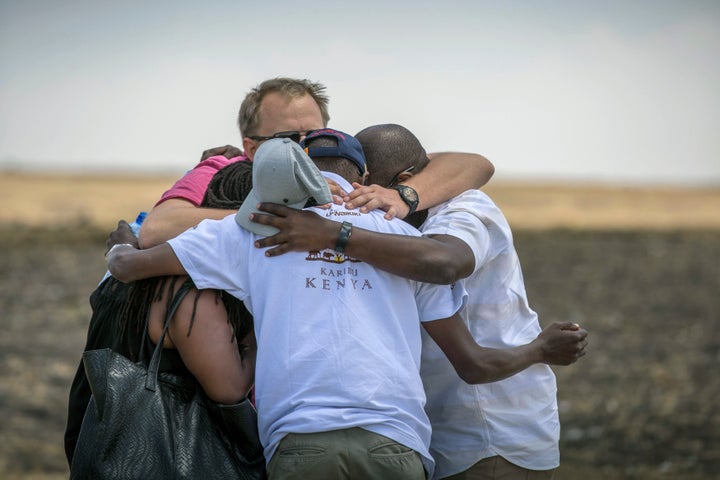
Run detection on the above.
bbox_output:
[442,455,555,480]
[267,427,426,479]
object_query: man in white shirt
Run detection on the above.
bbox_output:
[250,124,588,479]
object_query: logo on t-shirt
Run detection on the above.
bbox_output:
[305,250,360,264]
[304,249,372,291]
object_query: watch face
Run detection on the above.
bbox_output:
[399,185,418,203]
[393,185,418,216]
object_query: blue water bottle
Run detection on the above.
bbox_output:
[129,211,147,237]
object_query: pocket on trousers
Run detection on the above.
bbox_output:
[272,443,327,469]
[367,441,424,478]
[368,441,413,457]
[277,445,326,458]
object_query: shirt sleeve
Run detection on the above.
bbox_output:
[414,280,468,323]
[167,215,251,301]
[421,191,492,275]
[156,155,247,207]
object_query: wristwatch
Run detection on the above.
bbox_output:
[390,185,419,216]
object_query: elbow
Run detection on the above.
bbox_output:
[414,237,473,284]
[433,265,462,285]
[452,354,498,384]
[484,158,495,180]
[416,255,466,285]
[137,224,162,249]
[205,382,252,406]
[474,154,495,185]
[456,365,491,385]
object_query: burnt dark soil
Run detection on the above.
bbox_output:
[1,226,718,479]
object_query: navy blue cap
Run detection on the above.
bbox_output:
[301,128,367,176]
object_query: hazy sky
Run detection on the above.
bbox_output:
[1,0,719,185]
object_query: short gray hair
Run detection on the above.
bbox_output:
[237,77,330,137]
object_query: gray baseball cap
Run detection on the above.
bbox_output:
[235,138,332,236]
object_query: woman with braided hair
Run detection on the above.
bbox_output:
[123,159,256,404]
[65,160,257,465]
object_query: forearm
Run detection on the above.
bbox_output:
[140,200,236,248]
[424,315,545,384]
[458,343,543,384]
[405,152,494,211]
[458,325,591,382]
[342,227,462,284]
[107,244,186,283]
[252,205,473,284]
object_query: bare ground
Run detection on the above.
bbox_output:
[1,173,719,479]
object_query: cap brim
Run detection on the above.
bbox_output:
[235,188,314,237]
[235,188,281,237]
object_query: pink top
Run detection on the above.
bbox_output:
[156,155,249,207]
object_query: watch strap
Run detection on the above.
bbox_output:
[335,221,353,254]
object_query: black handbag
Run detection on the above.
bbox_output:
[70,279,266,479]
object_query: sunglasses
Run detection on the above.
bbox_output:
[248,130,317,144]
[388,166,416,187]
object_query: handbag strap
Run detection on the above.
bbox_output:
[145,278,195,391]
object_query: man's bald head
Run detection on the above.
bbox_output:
[355,124,429,187]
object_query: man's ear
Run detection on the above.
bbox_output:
[242,137,259,160]
[395,171,415,184]
[360,170,370,186]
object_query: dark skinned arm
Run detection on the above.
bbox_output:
[424,315,588,384]
[250,150,493,281]
[106,240,187,283]
[250,204,473,284]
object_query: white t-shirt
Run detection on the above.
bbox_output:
[420,189,559,478]
[168,172,465,477]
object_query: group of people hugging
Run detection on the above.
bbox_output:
[66,77,587,480]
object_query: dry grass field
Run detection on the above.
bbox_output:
[2,172,719,231]
[1,172,719,480]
